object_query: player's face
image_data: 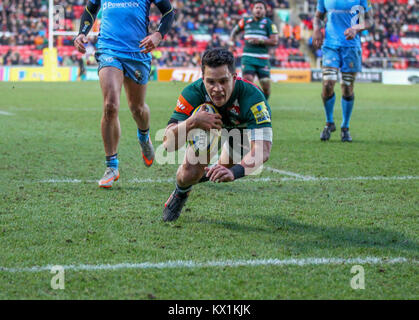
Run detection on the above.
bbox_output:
[202,65,236,107]
[253,3,266,19]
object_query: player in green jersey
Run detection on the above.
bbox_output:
[230,1,279,100]
[162,48,273,222]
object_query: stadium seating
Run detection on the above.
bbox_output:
[0,0,417,69]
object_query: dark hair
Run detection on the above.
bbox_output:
[201,48,235,74]
[253,1,267,10]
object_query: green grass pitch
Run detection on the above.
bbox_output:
[0,81,418,299]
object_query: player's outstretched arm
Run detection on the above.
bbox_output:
[344,8,374,40]
[140,0,175,53]
[205,140,272,183]
[74,0,101,54]
[313,10,325,50]
[163,108,222,152]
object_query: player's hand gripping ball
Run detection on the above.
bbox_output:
[188,103,222,155]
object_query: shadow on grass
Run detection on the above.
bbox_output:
[189,214,419,255]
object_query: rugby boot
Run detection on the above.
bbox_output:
[98,167,120,188]
[163,189,190,222]
[139,137,155,167]
[320,122,336,141]
[341,128,353,142]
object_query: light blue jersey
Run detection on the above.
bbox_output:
[91,0,154,59]
[317,0,370,48]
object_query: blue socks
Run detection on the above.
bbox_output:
[323,93,355,128]
[137,128,150,143]
[341,95,354,129]
[323,93,336,124]
[105,129,149,170]
[106,153,119,169]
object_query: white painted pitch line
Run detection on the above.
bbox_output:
[272,175,419,182]
[36,175,419,184]
[0,110,15,116]
[37,177,276,184]
[0,257,416,273]
[266,166,316,180]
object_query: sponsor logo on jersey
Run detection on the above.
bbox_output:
[175,95,194,116]
[230,104,240,117]
[229,104,241,125]
[102,1,141,11]
[250,101,271,124]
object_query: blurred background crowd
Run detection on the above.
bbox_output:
[0,0,418,69]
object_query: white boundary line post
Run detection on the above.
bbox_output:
[49,0,53,50]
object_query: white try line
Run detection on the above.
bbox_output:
[37,177,277,184]
[265,166,316,180]
[0,110,15,116]
[36,175,419,184]
[0,257,416,273]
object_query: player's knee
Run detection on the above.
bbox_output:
[103,100,119,119]
[177,163,203,186]
[342,85,354,97]
[130,103,149,118]
[260,79,270,90]
[322,81,335,97]
[341,73,355,96]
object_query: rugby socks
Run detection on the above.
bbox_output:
[341,95,355,129]
[137,128,150,143]
[105,153,119,169]
[175,183,192,198]
[323,93,336,124]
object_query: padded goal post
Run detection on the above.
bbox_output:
[45,0,98,81]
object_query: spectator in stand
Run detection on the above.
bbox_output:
[1,0,417,69]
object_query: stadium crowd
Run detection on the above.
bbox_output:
[0,0,418,69]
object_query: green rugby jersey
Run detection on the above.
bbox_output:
[169,78,272,130]
[238,16,278,60]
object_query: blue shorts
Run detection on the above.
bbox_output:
[322,46,362,73]
[95,49,151,85]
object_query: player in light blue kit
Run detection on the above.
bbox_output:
[74,0,174,187]
[313,0,373,142]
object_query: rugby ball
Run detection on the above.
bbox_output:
[188,103,222,155]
